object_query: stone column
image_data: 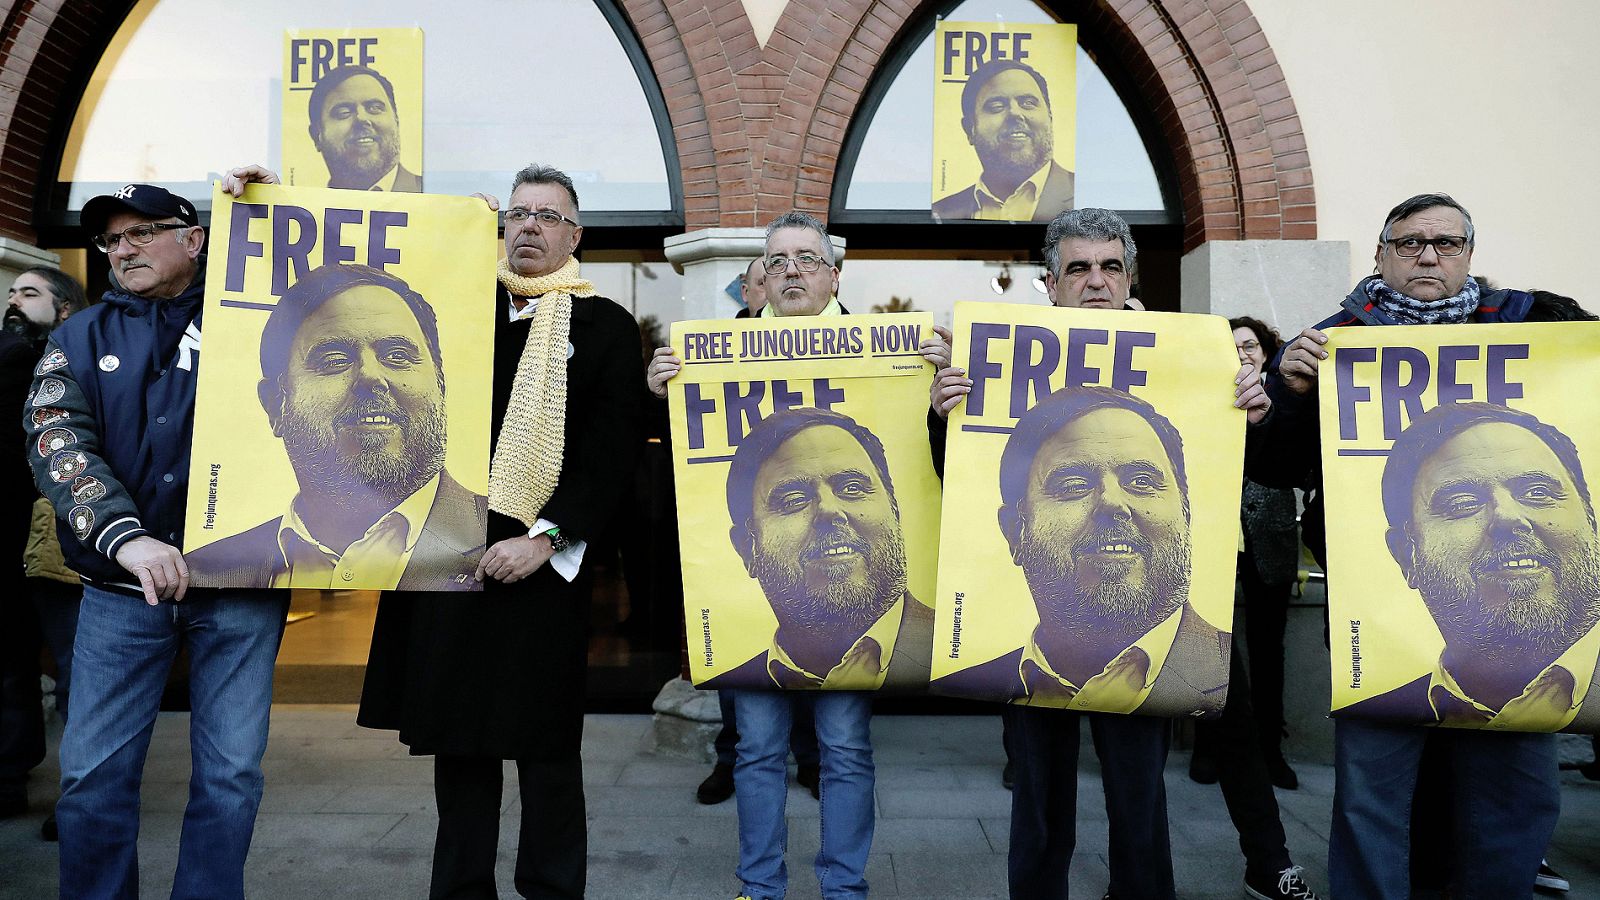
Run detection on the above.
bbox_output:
[1180,239,1351,336]
[662,227,847,323]
[0,237,61,294]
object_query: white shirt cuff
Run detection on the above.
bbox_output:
[530,517,586,582]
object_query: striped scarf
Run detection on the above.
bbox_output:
[489,256,595,529]
[1363,276,1480,325]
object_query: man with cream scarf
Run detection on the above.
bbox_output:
[359,163,644,899]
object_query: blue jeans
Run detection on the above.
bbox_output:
[57,585,288,900]
[1329,717,1559,900]
[732,690,873,900]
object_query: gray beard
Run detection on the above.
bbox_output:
[1018,524,1191,634]
[976,125,1053,188]
[323,130,401,189]
[751,527,908,636]
[279,398,446,508]
[1412,548,1600,659]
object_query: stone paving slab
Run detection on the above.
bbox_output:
[4,707,1600,899]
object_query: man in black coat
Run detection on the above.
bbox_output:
[358,164,643,898]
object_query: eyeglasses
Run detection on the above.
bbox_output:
[505,208,579,229]
[1237,339,1261,353]
[92,222,190,253]
[764,253,826,276]
[1386,236,1469,258]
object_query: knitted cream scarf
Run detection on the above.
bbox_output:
[490,256,596,528]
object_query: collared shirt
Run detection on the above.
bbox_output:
[367,166,402,192]
[499,292,585,582]
[1427,620,1600,731]
[273,474,441,589]
[1017,606,1185,713]
[766,596,905,690]
[973,162,1052,222]
[759,296,843,318]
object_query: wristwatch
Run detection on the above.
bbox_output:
[542,527,571,554]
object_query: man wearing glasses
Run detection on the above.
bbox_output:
[646,212,889,900]
[358,163,643,898]
[23,176,286,897]
[1248,193,1565,898]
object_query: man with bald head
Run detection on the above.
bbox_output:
[737,257,768,318]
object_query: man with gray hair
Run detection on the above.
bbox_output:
[360,162,644,897]
[922,208,1318,900]
[1249,192,1570,899]
[648,211,898,900]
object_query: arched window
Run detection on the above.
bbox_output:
[51,0,680,228]
[834,0,1172,225]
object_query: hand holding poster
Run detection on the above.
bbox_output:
[283,29,424,192]
[185,183,495,591]
[669,314,941,692]
[1321,322,1600,732]
[932,21,1076,222]
[931,302,1242,717]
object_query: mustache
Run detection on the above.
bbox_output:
[801,527,868,562]
[1070,524,1151,557]
[334,400,409,429]
[1470,539,1557,577]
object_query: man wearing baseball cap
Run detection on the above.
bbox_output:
[25,169,281,897]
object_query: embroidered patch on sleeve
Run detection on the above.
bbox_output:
[35,348,67,375]
[68,505,95,540]
[34,378,66,407]
[71,476,107,504]
[37,427,77,457]
[48,450,87,483]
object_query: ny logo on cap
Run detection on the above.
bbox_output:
[113,184,137,200]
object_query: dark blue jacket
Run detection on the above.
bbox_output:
[24,269,206,591]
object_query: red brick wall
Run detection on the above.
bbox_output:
[622,0,1315,248]
[0,0,1313,249]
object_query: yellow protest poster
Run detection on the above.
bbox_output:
[931,20,1076,222]
[669,314,941,692]
[282,28,424,192]
[931,302,1241,717]
[1320,322,1600,732]
[184,183,495,591]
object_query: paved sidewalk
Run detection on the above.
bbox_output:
[3,707,1598,898]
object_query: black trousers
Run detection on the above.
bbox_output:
[1008,707,1174,899]
[1239,555,1292,756]
[1192,642,1293,880]
[430,753,585,900]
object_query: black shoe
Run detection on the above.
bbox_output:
[1536,859,1571,893]
[1188,753,1218,785]
[1245,865,1321,899]
[796,763,820,800]
[0,789,26,819]
[696,763,735,805]
[41,813,58,842]
[1267,755,1299,791]
[1002,761,1015,791]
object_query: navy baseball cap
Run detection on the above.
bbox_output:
[81,184,199,236]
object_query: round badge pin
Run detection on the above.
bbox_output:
[98,355,121,372]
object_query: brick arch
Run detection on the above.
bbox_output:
[622,0,1314,247]
[0,0,1313,248]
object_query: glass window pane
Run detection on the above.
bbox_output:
[57,0,672,213]
[844,0,1164,212]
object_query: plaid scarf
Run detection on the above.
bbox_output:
[1363,276,1480,325]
